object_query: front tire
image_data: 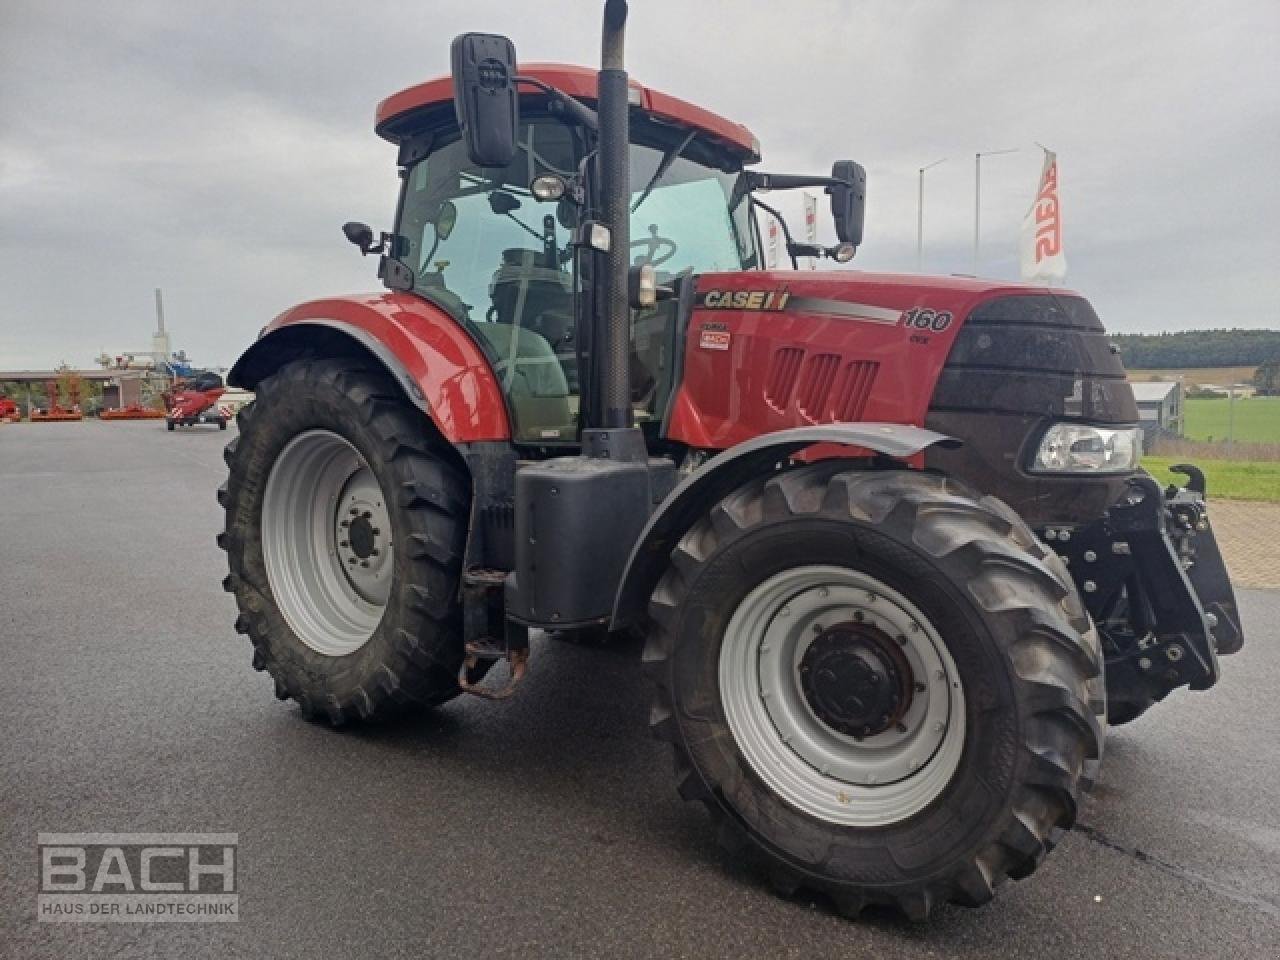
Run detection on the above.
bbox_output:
[217,358,470,724]
[646,464,1104,919]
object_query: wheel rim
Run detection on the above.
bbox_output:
[719,565,965,827]
[262,430,393,657]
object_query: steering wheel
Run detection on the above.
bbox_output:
[630,224,678,268]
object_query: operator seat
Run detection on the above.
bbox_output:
[472,320,575,443]
[487,248,579,391]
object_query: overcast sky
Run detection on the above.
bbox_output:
[2,0,1277,370]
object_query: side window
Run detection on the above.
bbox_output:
[398,122,581,444]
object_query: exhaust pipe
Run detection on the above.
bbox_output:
[597,0,631,429]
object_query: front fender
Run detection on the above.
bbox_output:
[610,423,958,628]
[227,293,510,444]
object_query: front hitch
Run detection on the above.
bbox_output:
[1044,466,1244,716]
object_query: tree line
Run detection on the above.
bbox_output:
[1114,328,1280,370]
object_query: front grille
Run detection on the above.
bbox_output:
[932,294,1137,423]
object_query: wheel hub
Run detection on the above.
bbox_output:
[333,474,393,606]
[346,515,377,559]
[800,623,913,739]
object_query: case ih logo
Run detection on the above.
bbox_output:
[37,833,239,923]
[699,289,792,311]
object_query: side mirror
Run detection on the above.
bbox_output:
[488,191,522,216]
[450,32,520,168]
[342,221,376,255]
[436,200,458,241]
[828,160,866,247]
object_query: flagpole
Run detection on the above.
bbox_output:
[916,157,945,272]
[973,147,1019,276]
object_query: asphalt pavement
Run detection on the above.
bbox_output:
[2,420,1279,959]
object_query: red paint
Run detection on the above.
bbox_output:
[667,271,1067,450]
[264,293,511,443]
[375,63,759,159]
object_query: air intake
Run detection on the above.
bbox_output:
[764,347,804,412]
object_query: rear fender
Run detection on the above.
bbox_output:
[610,423,958,629]
[227,294,511,444]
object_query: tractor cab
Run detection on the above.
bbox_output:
[370,64,762,444]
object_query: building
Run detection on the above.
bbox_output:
[1131,381,1184,442]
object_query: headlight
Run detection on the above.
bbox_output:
[1031,423,1142,474]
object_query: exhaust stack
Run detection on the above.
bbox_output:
[597,0,631,429]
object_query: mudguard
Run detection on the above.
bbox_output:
[609,423,958,628]
[227,293,511,443]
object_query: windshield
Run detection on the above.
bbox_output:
[627,144,757,275]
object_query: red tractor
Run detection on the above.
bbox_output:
[164,372,227,430]
[219,2,1242,919]
[0,397,20,423]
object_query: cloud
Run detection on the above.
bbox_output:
[1,0,1277,369]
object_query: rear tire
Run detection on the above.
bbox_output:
[218,358,471,724]
[645,464,1104,920]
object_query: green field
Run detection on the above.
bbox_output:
[1129,366,1256,387]
[1184,396,1280,444]
[1144,456,1280,502]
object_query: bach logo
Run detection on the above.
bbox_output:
[37,833,239,923]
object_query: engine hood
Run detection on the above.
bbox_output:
[692,269,1073,320]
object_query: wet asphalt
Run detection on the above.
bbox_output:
[2,420,1278,960]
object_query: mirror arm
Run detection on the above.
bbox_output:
[744,171,846,192]
[751,195,800,270]
[515,75,599,130]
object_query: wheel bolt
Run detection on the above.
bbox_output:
[360,560,370,568]
[372,528,381,536]
[362,511,372,519]
[370,548,379,557]
[340,540,349,547]
[895,722,907,733]
[853,610,865,622]
[340,520,350,528]
[896,635,908,646]
[914,681,926,693]
[349,507,359,516]
[348,557,357,564]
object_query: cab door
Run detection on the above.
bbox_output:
[395,118,584,444]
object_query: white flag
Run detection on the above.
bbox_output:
[766,217,779,269]
[1019,149,1067,285]
[803,192,818,270]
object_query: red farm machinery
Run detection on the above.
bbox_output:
[217,2,1242,920]
[163,372,227,430]
[30,377,83,422]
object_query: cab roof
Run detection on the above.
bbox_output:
[375,62,760,162]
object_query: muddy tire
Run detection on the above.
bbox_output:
[645,464,1105,920]
[217,358,470,724]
